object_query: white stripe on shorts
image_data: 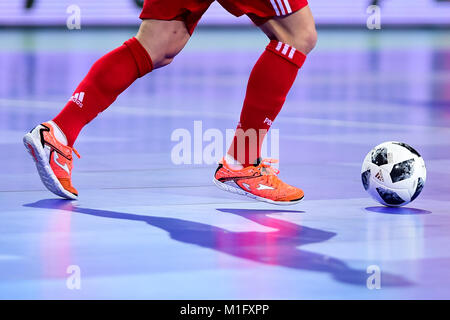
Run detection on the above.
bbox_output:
[283,0,293,14]
[276,0,286,15]
[270,0,281,16]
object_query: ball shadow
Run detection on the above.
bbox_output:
[365,206,431,215]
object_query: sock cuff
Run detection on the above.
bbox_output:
[124,37,153,77]
[266,40,306,68]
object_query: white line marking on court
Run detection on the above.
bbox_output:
[1,98,449,133]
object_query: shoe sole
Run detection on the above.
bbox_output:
[23,129,77,200]
[213,178,303,206]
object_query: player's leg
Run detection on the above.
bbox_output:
[215,4,316,205]
[23,19,190,199]
[228,5,317,166]
[54,19,190,148]
[136,19,191,69]
[258,5,317,55]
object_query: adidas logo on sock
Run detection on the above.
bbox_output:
[69,92,85,108]
[274,41,296,59]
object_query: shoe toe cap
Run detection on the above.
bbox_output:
[281,187,304,202]
[58,178,78,197]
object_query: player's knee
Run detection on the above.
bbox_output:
[136,20,190,69]
[156,30,190,67]
[157,56,175,68]
[138,36,186,69]
[302,28,318,54]
[161,42,184,64]
[153,44,182,68]
[291,27,317,55]
[271,21,317,55]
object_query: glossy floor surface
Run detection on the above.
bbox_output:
[0,28,450,299]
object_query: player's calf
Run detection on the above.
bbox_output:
[26,20,191,199]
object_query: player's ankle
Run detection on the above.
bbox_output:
[47,120,68,146]
[224,153,244,170]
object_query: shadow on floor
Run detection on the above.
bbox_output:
[365,206,432,215]
[25,199,412,287]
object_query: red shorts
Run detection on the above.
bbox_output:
[140,0,309,34]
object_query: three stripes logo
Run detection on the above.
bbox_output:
[70,92,85,108]
[274,41,297,59]
[270,0,293,16]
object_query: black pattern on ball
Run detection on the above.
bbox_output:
[390,158,415,183]
[393,142,421,157]
[371,147,388,166]
[361,169,370,190]
[376,187,405,205]
[411,177,424,201]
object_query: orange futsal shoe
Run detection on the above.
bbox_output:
[23,121,80,200]
[213,157,304,205]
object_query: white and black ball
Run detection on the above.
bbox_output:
[361,141,426,207]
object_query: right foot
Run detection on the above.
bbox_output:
[214,157,305,205]
[23,122,80,200]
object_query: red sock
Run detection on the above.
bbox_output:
[228,40,306,167]
[53,37,153,147]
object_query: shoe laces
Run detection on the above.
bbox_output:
[259,158,280,174]
[71,147,81,159]
[258,158,281,188]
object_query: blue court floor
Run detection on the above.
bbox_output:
[0,28,450,299]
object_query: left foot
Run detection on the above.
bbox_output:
[213,158,304,205]
[23,122,80,200]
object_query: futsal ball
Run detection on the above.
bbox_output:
[361,141,426,207]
